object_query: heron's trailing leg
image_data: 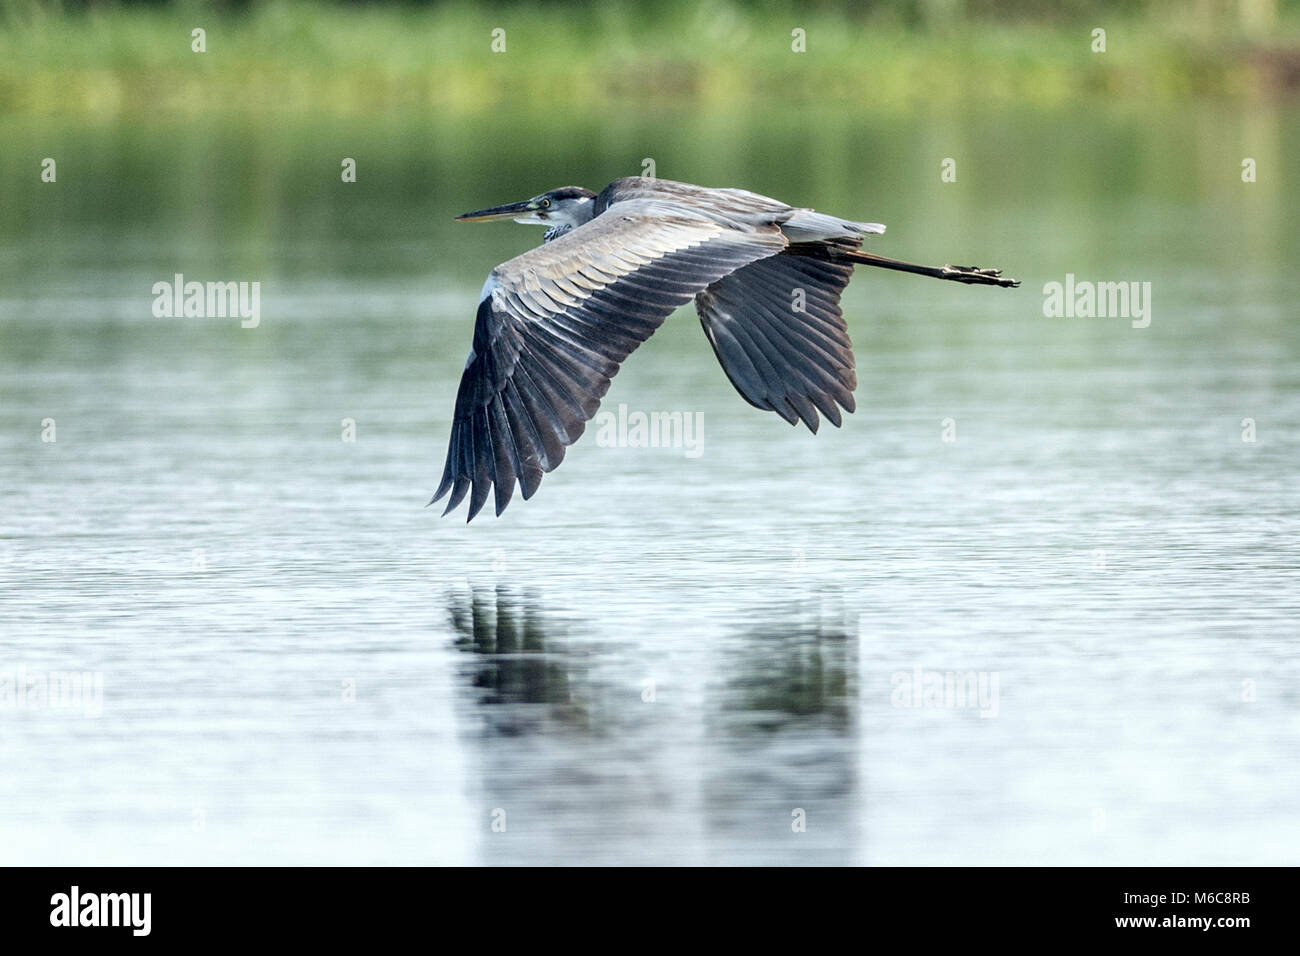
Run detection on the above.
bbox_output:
[941,264,1019,287]
[835,249,1020,288]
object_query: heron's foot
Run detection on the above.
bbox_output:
[942,265,1021,288]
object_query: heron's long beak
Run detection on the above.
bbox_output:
[455,200,537,222]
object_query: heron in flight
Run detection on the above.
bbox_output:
[433,177,1018,520]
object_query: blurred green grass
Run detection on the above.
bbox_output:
[1,0,1299,116]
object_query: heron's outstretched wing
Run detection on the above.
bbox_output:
[695,247,857,432]
[433,202,787,520]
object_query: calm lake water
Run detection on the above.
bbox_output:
[1,103,1297,865]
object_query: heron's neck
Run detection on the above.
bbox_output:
[542,198,597,243]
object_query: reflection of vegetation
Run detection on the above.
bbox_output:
[1,0,1297,116]
[721,599,858,733]
[447,584,589,732]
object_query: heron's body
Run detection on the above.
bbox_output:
[433,177,1018,520]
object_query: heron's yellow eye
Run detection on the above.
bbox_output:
[539,198,551,208]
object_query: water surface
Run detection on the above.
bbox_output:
[1,103,1297,864]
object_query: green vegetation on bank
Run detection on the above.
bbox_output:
[2,0,1299,116]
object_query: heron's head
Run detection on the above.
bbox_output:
[456,187,597,235]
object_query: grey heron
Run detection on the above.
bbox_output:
[433,177,1018,520]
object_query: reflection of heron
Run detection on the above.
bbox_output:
[446,585,581,715]
[433,177,1019,519]
[721,599,858,732]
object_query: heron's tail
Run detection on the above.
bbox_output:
[834,248,1020,288]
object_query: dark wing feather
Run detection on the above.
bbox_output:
[694,249,857,432]
[433,202,787,520]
